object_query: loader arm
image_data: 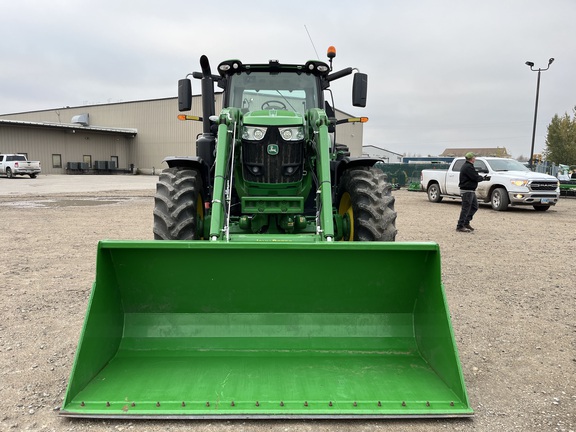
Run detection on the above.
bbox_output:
[209,108,241,241]
[308,108,335,240]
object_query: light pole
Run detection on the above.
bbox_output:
[525,58,554,168]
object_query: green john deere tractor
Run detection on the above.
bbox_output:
[154,50,396,243]
[61,48,472,419]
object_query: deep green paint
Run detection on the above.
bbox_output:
[209,109,239,239]
[209,106,331,240]
[61,240,472,418]
[241,196,304,214]
[243,110,305,127]
[240,179,310,197]
[307,108,334,239]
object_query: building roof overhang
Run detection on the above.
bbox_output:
[0,119,137,137]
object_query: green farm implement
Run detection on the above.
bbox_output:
[560,180,576,197]
[61,48,472,419]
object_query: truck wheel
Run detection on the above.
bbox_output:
[427,183,443,202]
[153,168,204,240]
[29,174,37,179]
[533,205,550,211]
[6,167,13,178]
[490,187,509,211]
[337,167,397,241]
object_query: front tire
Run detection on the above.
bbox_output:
[427,183,443,202]
[491,187,509,211]
[29,174,37,179]
[153,168,204,240]
[337,167,397,241]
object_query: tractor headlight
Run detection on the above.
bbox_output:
[242,126,267,141]
[279,127,304,141]
[510,179,528,187]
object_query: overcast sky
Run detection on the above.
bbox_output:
[1,1,575,158]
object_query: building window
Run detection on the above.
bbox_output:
[83,155,92,168]
[52,154,62,168]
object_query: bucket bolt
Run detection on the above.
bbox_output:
[329,401,333,407]
[353,401,357,407]
[402,401,406,407]
[280,401,284,407]
[377,401,382,407]
[304,401,308,407]
[156,402,161,407]
[231,401,235,407]
[181,402,186,407]
[80,401,85,407]
[106,402,110,407]
[206,402,210,407]
[131,402,136,407]
[255,401,260,407]
[426,401,430,407]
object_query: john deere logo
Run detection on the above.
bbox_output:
[267,144,279,155]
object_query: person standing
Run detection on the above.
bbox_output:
[456,152,489,233]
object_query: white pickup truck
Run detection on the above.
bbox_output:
[0,154,42,178]
[421,156,560,211]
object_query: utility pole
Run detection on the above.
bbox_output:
[525,58,554,168]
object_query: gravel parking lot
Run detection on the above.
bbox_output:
[1,175,574,431]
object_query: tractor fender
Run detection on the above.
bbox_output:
[162,156,211,194]
[331,156,383,188]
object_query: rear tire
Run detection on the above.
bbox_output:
[6,167,13,178]
[153,168,204,240]
[490,187,509,211]
[334,143,351,160]
[29,174,37,179]
[337,167,397,241]
[427,183,443,202]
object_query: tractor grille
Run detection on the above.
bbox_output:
[242,128,304,184]
[529,181,558,191]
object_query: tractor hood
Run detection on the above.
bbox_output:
[243,110,305,127]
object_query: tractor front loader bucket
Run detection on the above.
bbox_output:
[61,240,472,419]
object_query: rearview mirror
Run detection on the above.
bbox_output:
[352,73,368,107]
[178,79,192,112]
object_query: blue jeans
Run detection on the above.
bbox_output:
[457,191,478,228]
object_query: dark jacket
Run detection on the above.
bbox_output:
[459,160,484,191]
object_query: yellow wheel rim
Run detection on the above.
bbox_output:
[338,192,354,241]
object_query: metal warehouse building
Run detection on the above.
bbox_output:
[0,96,364,175]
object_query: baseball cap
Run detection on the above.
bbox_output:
[465,152,476,160]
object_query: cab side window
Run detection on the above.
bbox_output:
[474,160,488,172]
[451,159,464,172]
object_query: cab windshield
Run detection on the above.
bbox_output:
[227,72,319,117]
